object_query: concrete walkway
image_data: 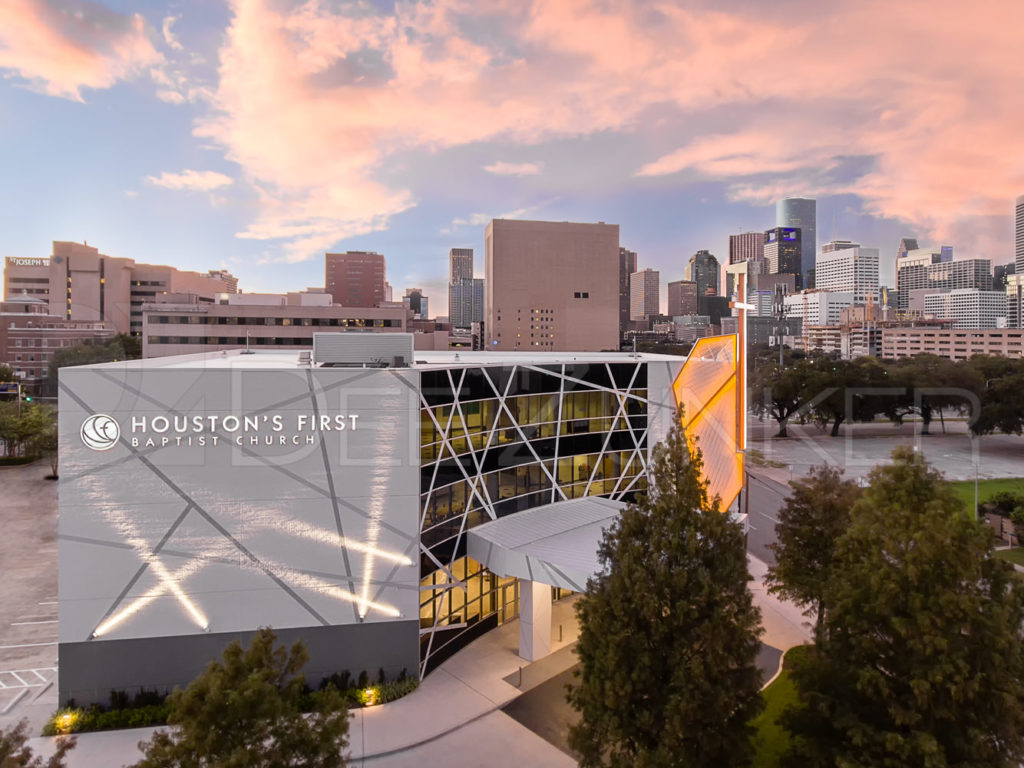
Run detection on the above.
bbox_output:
[25,556,807,768]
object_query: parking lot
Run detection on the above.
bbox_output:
[0,461,60,730]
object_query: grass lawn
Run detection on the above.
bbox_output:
[995,548,1024,567]
[949,478,1024,512]
[751,646,808,768]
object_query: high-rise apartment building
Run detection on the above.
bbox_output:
[667,280,698,316]
[898,256,992,312]
[447,248,481,329]
[1007,274,1024,328]
[764,227,803,288]
[923,289,1006,329]
[618,247,638,336]
[1016,196,1024,276]
[688,250,720,298]
[630,268,660,321]
[449,248,474,283]
[449,278,484,328]
[814,241,880,305]
[3,243,232,336]
[325,251,386,307]
[728,232,763,265]
[486,219,619,351]
[784,290,856,325]
[777,198,816,288]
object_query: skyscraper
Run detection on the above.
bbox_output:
[1016,195,1024,276]
[449,248,474,283]
[629,268,660,321]
[618,247,637,336]
[777,198,816,287]
[763,227,803,288]
[815,240,880,305]
[448,248,482,328]
[449,278,484,328]
[403,287,428,318]
[325,251,386,307]
[486,219,619,351]
[688,250,720,298]
[728,232,764,265]
[667,280,698,316]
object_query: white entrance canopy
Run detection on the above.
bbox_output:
[466,497,626,593]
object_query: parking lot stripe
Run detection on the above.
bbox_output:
[0,642,57,649]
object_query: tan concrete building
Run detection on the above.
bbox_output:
[142,292,408,358]
[629,268,660,321]
[3,243,233,336]
[881,327,1024,360]
[485,219,619,352]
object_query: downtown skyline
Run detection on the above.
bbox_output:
[1,0,1022,310]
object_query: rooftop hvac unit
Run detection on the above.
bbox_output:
[312,332,413,367]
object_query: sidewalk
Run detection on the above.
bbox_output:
[25,557,807,767]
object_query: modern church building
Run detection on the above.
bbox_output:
[57,333,744,705]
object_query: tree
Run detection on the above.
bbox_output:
[0,719,75,767]
[0,402,55,459]
[568,415,764,767]
[970,362,1024,436]
[45,333,141,395]
[0,363,14,382]
[133,628,349,768]
[785,447,1024,767]
[751,356,816,437]
[886,355,978,435]
[765,465,860,638]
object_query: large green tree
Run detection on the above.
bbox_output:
[751,356,816,438]
[46,333,141,395]
[0,401,55,459]
[766,465,860,638]
[0,719,74,767]
[133,628,349,768]
[568,416,764,767]
[785,446,1024,767]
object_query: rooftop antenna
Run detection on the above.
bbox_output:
[240,330,255,355]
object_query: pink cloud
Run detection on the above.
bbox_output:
[196,0,1024,261]
[0,0,162,101]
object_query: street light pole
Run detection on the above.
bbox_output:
[973,434,979,521]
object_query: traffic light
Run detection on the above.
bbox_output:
[24,394,32,402]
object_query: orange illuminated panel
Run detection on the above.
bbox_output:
[672,335,736,427]
[673,334,743,509]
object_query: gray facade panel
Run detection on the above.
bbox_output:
[58,362,420,697]
[58,620,419,707]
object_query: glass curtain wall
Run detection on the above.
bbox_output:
[417,362,649,674]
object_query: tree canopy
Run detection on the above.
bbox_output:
[46,333,141,395]
[784,447,1024,767]
[568,415,763,767]
[750,351,1024,438]
[132,628,349,768]
[0,719,74,767]
[766,465,860,638]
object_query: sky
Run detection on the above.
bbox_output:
[1,0,1022,313]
